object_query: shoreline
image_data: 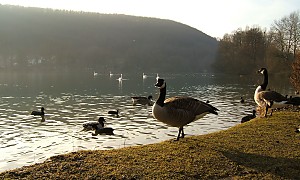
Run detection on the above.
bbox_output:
[1,110,300,179]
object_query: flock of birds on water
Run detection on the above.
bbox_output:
[30,68,300,141]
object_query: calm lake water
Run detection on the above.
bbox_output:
[0,71,294,172]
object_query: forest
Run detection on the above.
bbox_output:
[213,11,300,76]
[0,5,218,73]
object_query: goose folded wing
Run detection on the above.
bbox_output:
[259,91,287,102]
[164,96,218,115]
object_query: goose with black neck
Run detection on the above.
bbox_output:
[152,78,219,141]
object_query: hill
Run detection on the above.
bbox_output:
[0,5,218,73]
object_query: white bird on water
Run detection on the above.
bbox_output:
[109,71,113,77]
[143,73,147,79]
[117,74,123,81]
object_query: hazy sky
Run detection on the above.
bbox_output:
[0,0,299,38]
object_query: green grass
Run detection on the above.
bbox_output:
[1,111,300,179]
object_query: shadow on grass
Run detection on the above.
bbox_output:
[221,150,300,179]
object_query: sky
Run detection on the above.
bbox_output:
[0,0,299,38]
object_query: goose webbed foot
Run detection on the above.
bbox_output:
[176,127,184,141]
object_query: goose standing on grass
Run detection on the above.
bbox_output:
[31,107,45,122]
[254,68,291,117]
[152,79,219,141]
[131,95,153,105]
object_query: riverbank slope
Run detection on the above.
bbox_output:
[1,111,300,179]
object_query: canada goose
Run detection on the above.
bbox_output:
[156,73,160,81]
[152,79,218,141]
[143,73,147,79]
[31,107,45,116]
[254,68,291,117]
[240,97,245,103]
[131,95,153,105]
[83,117,105,131]
[241,110,256,123]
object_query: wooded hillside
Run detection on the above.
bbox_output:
[0,5,218,73]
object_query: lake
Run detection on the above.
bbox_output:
[0,71,294,172]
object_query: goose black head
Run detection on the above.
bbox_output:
[155,79,165,89]
[41,107,45,112]
[98,117,105,122]
[258,68,267,75]
[148,95,153,100]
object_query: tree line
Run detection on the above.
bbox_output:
[213,11,300,77]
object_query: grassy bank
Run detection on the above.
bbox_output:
[1,111,300,179]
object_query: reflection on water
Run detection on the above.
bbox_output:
[0,71,294,172]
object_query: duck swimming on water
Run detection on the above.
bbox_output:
[83,117,105,131]
[31,107,45,116]
[131,95,153,105]
[31,107,45,122]
[108,110,119,117]
[83,117,114,135]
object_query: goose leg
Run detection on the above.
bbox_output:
[265,106,268,118]
[176,127,184,141]
[270,109,273,116]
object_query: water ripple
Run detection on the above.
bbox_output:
[0,73,294,172]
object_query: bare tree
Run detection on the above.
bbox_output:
[271,11,300,60]
[291,53,300,92]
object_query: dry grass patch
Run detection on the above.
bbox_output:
[1,111,300,179]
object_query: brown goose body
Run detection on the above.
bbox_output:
[152,79,218,140]
[153,96,217,127]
